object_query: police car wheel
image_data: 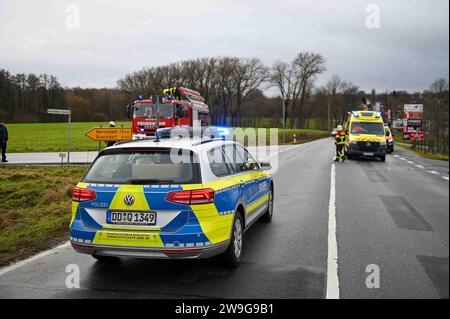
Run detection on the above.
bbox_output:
[261,186,274,223]
[92,254,118,262]
[223,213,244,267]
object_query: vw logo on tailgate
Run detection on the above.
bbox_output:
[124,194,135,206]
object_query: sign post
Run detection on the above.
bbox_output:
[84,127,133,142]
[403,104,424,141]
[47,108,71,165]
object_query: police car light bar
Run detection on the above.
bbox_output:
[375,112,382,118]
[352,111,359,117]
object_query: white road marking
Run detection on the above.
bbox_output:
[394,155,400,158]
[0,241,70,277]
[400,157,406,161]
[326,163,339,299]
[407,161,414,164]
[442,176,449,181]
[416,165,425,169]
[428,170,440,175]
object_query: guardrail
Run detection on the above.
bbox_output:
[412,139,449,155]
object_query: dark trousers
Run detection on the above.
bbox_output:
[336,144,345,159]
[0,141,6,161]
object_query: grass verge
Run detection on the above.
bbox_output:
[0,165,88,267]
[396,143,449,161]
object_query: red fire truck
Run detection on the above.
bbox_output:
[126,87,209,139]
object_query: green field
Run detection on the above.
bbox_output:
[0,165,88,266]
[7,121,130,153]
[6,122,328,152]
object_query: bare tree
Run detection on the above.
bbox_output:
[229,58,268,126]
[292,52,326,127]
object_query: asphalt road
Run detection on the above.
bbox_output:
[0,139,448,298]
[2,151,99,164]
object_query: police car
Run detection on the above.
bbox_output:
[69,128,274,267]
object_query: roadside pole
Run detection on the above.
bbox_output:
[327,99,331,132]
[282,95,286,144]
[67,112,71,165]
[47,108,71,166]
[152,95,160,140]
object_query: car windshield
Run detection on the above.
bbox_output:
[351,122,384,135]
[83,149,200,184]
[133,103,173,118]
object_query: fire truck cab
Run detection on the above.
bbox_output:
[127,87,209,139]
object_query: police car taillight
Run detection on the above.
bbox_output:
[166,189,215,205]
[72,187,97,202]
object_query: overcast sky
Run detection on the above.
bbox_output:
[0,0,448,93]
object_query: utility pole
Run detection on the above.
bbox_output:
[152,95,160,141]
[47,108,71,165]
[67,111,71,165]
[327,99,331,132]
[282,94,286,144]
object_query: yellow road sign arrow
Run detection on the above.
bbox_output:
[85,127,133,141]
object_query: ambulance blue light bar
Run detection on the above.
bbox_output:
[352,111,359,117]
[375,112,381,118]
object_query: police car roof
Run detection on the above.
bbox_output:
[107,138,235,153]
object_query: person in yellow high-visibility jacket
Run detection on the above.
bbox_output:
[163,87,181,100]
[334,125,346,162]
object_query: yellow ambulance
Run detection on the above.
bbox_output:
[344,111,387,161]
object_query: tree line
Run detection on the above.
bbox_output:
[0,53,448,144]
[0,69,128,123]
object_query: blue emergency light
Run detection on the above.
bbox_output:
[375,112,381,118]
[137,95,143,100]
[216,127,230,137]
[352,111,359,117]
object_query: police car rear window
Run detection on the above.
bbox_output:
[83,148,201,185]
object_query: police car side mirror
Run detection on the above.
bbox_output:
[260,162,272,171]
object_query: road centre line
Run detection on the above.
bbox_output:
[442,176,449,181]
[416,165,425,169]
[428,170,440,175]
[326,163,339,299]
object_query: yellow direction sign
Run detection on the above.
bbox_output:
[85,127,132,141]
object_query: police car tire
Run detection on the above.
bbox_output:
[223,213,244,267]
[92,254,117,262]
[261,187,274,223]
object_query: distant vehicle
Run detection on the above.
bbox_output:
[385,125,394,153]
[344,111,387,162]
[69,129,274,267]
[126,87,209,139]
